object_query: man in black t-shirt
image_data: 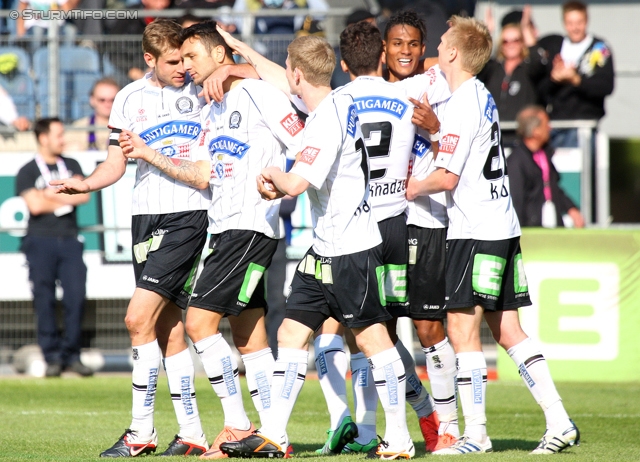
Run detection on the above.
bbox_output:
[15,117,93,378]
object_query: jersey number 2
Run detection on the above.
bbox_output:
[361,121,392,180]
[482,121,508,180]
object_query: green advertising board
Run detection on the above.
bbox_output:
[497,229,640,382]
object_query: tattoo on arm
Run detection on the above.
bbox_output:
[148,150,207,188]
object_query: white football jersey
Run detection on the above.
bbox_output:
[336,76,415,222]
[433,77,521,240]
[109,74,211,216]
[289,92,382,257]
[396,65,452,229]
[198,79,304,238]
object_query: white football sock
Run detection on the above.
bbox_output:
[507,337,570,431]
[395,339,435,418]
[163,347,204,439]
[455,351,487,442]
[314,334,349,429]
[130,340,161,438]
[350,352,378,444]
[423,338,460,436]
[259,348,308,443]
[369,347,411,449]
[194,333,251,430]
[242,347,275,426]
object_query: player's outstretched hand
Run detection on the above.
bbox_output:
[49,177,89,195]
[119,129,152,161]
[217,24,244,55]
[200,65,231,104]
[409,94,440,135]
[257,174,284,201]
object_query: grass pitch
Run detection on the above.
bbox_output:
[0,375,638,460]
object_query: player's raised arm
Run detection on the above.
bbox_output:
[50,129,128,194]
[119,129,210,190]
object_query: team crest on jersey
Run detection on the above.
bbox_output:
[353,96,408,119]
[229,111,242,129]
[139,121,201,144]
[208,135,250,159]
[214,161,234,179]
[346,104,359,138]
[299,146,320,165]
[484,94,497,122]
[412,134,431,158]
[280,113,304,136]
[440,134,460,154]
[176,96,194,114]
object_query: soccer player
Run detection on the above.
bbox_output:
[312,21,443,455]
[387,11,461,449]
[407,16,580,455]
[119,20,305,460]
[51,19,211,457]
[182,21,304,459]
[219,35,415,460]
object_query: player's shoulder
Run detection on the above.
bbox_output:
[117,77,147,100]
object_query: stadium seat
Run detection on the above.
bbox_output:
[0,46,32,75]
[33,46,102,122]
[0,73,36,121]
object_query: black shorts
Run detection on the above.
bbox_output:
[131,210,208,309]
[378,214,410,317]
[407,225,447,320]
[285,245,392,330]
[189,230,278,316]
[444,237,532,312]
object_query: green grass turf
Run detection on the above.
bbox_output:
[0,375,639,460]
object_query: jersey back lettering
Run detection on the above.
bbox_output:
[337,76,415,221]
[198,79,303,238]
[290,91,381,257]
[109,75,211,215]
[433,78,520,240]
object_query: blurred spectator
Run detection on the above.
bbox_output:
[15,117,93,377]
[104,0,171,82]
[477,9,545,150]
[0,84,31,131]
[330,8,376,89]
[508,105,585,229]
[177,13,205,28]
[399,2,447,57]
[66,77,120,151]
[232,0,327,65]
[537,1,614,149]
[16,0,80,45]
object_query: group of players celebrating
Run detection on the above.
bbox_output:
[52,10,580,459]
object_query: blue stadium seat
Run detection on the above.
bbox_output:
[33,46,102,122]
[0,73,36,121]
[0,46,31,74]
[71,72,102,121]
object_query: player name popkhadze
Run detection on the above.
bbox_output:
[353,96,408,119]
[139,121,201,144]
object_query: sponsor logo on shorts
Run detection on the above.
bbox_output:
[300,146,320,165]
[280,113,304,136]
[440,134,460,154]
[423,304,440,310]
[142,275,159,284]
[342,313,354,319]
